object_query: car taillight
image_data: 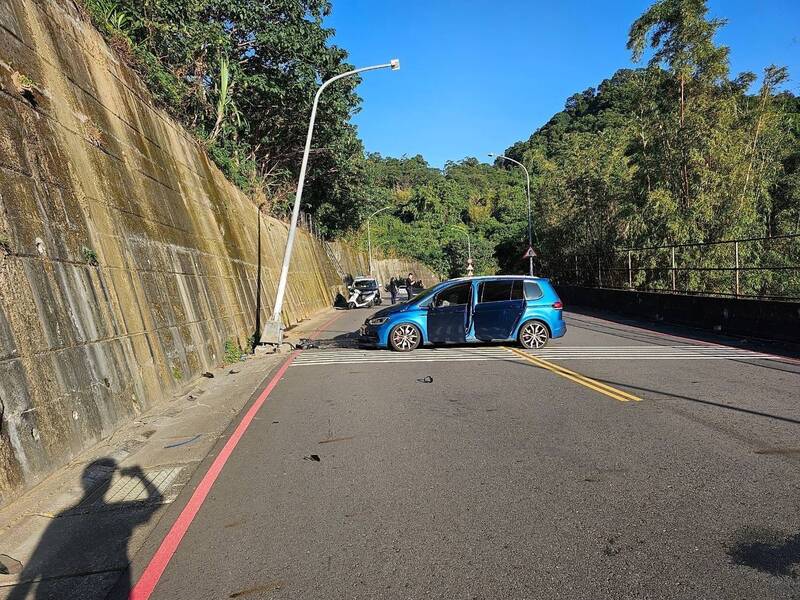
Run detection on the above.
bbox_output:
[552,301,563,309]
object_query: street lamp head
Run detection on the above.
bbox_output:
[390,58,400,71]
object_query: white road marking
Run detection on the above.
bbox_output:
[290,345,775,366]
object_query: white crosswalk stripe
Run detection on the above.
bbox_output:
[290,345,776,367]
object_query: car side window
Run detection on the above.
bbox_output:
[510,280,524,300]
[434,283,471,307]
[479,281,513,303]
[523,281,543,300]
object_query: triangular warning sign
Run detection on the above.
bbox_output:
[522,246,537,259]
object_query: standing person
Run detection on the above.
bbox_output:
[406,272,415,300]
[389,277,398,304]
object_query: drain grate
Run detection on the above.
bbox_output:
[78,466,184,509]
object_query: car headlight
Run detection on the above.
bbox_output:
[367,317,389,326]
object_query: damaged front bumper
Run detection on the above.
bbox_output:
[358,324,380,348]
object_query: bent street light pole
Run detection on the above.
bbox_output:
[489,153,533,276]
[261,59,400,346]
[367,206,392,277]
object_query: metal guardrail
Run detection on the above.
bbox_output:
[553,234,800,301]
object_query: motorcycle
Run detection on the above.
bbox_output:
[346,277,382,309]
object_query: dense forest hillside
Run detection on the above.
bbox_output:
[82,0,799,291]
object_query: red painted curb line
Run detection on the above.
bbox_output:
[129,351,298,599]
[129,310,343,599]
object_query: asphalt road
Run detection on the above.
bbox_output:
[128,307,800,599]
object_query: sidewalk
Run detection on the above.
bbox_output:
[0,308,341,600]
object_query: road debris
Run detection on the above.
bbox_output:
[603,537,621,556]
[223,520,245,529]
[202,372,214,378]
[303,454,321,462]
[164,434,202,449]
[228,369,241,375]
[319,436,354,445]
[416,375,433,383]
[229,580,285,598]
[0,554,22,575]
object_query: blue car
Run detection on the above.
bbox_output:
[359,276,566,351]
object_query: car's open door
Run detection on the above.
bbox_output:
[426,282,471,344]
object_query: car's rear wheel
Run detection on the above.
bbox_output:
[389,323,421,352]
[519,320,549,349]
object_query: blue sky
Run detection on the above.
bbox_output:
[325,0,800,168]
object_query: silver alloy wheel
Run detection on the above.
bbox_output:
[520,321,548,349]
[390,324,420,352]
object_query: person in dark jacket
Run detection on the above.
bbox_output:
[388,277,398,304]
[406,272,415,299]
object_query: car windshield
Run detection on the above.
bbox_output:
[354,279,378,290]
[410,280,453,306]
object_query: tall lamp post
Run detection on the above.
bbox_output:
[489,153,533,276]
[260,59,400,346]
[367,206,392,277]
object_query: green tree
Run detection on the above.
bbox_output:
[627,0,730,211]
[82,0,365,233]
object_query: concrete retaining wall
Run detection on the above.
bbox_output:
[557,286,800,343]
[0,0,431,506]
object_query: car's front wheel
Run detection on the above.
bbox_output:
[519,320,549,349]
[389,323,421,352]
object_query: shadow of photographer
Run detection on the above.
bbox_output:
[7,458,162,600]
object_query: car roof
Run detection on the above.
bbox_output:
[446,275,548,283]
[423,276,550,294]
[353,276,377,281]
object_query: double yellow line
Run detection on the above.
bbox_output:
[505,346,642,403]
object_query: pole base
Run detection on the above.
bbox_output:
[259,319,284,347]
